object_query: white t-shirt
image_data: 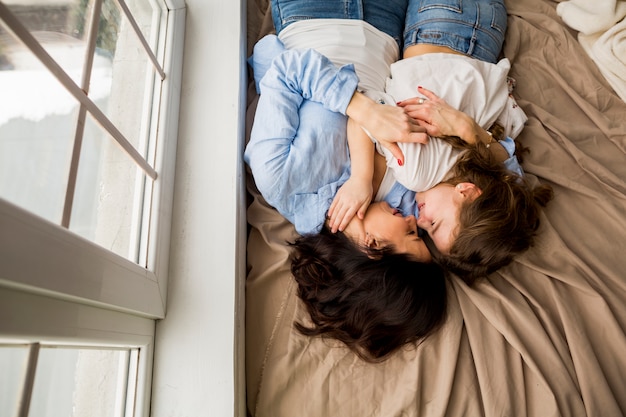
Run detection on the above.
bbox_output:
[278,20,524,194]
[387,53,524,136]
[279,20,459,193]
[278,19,397,93]
[382,53,527,192]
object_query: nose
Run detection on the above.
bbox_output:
[416,215,429,229]
[406,215,417,229]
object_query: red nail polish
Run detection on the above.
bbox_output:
[398,159,403,166]
[396,102,402,105]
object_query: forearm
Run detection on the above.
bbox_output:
[347,118,375,183]
[246,47,359,194]
[457,115,511,162]
[327,118,376,232]
[345,91,376,126]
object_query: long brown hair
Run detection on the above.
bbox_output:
[433,140,553,284]
[290,226,448,362]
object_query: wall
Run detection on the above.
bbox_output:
[150,0,247,415]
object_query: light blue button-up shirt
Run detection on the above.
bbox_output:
[244,35,417,235]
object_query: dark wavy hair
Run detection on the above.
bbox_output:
[432,138,553,284]
[290,225,448,362]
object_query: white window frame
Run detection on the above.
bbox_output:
[0,286,156,417]
[0,0,187,415]
[1,0,248,415]
[0,0,186,319]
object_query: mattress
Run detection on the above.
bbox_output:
[244,0,626,415]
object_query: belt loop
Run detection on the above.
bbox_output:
[344,0,363,19]
[468,5,480,57]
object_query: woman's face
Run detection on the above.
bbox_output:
[343,201,431,262]
[415,182,481,254]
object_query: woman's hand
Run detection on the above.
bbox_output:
[397,86,477,143]
[328,176,373,233]
[346,92,428,165]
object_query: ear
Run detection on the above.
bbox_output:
[364,233,378,249]
[455,182,482,201]
[363,233,385,260]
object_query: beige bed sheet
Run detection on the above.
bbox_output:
[244,0,626,416]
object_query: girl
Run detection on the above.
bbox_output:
[244,0,551,361]
[252,0,552,280]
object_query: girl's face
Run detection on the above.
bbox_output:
[343,201,431,262]
[415,182,481,254]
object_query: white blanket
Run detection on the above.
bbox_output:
[557,0,626,101]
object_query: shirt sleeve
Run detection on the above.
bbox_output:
[244,36,360,234]
[249,35,360,111]
[499,136,524,176]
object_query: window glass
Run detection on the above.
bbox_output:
[28,346,137,417]
[70,112,149,262]
[0,22,77,224]
[121,0,162,56]
[94,0,156,152]
[0,0,91,86]
[0,344,29,417]
[0,0,164,262]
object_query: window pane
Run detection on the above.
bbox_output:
[30,346,136,417]
[0,21,78,224]
[69,112,149,262]
[0,344,29,417]
[91,0,157,153]
[124,0,163,55]
[0,0,95,87]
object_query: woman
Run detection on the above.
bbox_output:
[246,35,433,262]
[246,1,453,362]
[256,0,552,279]
[244,0,550,361]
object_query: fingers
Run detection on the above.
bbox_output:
[417,85,440,101]
[334,206,356,232]
[394,123,428,143]
[357,202,368,220]
[382,141,405,166]
[328,199,356,232]
[396,97,424,107]
[409,131,430,144]
[397,86,441,107]
[410,123,427,134]
[401,105,426,120]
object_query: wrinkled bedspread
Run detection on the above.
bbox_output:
[244,0,626,415]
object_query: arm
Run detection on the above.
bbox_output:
[244,46,360,203]
[244,43,361,235]
[249,37,426,163]
[327,119,375,232]
[398,87,510,162]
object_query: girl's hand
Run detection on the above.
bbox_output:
[397,86,476,143]
[327,177,373,233]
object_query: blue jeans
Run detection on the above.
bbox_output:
[404,0,507,63]
[271,0,408,50]
[271,0,507,64]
